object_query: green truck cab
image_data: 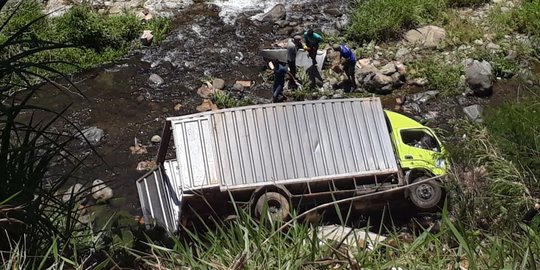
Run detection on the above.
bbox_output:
[385,110,447,208]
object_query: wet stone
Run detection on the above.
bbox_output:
[148,73,164,86]
[79,126,105,146]
[151,135,161,143]
[92,179,114,202]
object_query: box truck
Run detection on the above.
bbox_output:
[136,98,447,232]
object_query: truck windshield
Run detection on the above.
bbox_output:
[400,129,440,152]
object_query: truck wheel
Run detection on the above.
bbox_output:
[409,176,442,209]
[255,192,290,222]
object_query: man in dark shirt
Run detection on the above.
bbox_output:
[271,59,288,103]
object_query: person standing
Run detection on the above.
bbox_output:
[287,35,303,89]
[333,43,357,92]
[303,29,323,65]
[271,59,288,103]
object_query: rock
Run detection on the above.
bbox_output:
[63,183,84,202]
[232,83,244,91]
[148,73,164,86]
[408,77,428,87]
[91,179,113,202]
[212,78,225,90]
[275,20,288,28]
[197,85,214,98]
[409,90,439,104]
[140,30,153,46]
[332,93,343,99]
[196,99,218,112]
[355,65,377,82]
[395,62,407,76]
[373,73,395,86]
[395,48,410,59]
[136,9,153,21]
[324,8,342,16]
[151,135,161,143]
[236,80,251,88]
[380,63,397,75]
[260,4,286,22]
[463,104,483,122]
[321,25,339,36]
[357,58,372,67]
[464,59,493,96]
[137,160,157,171]
[486,42,500,50]
[174,103,183,111]
[473,39,484,46]
[404,25,446,49]
[505,50,517,60]
[136,95,145,103]
[79,127,104,146]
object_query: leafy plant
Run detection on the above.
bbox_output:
[409,58,463,96]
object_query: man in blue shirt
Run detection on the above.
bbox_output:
[333,44,357,92]
[303,29,323,65]
[271,59,289,102]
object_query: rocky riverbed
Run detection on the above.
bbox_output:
[39,0,539,221]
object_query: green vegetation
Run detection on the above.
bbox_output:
[490,0,540,37]
[409,58,463,96]
[348,0,446,42]
[213,91,254,108]
[0,1,171,75]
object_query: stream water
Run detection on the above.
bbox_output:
[34,0,350,214]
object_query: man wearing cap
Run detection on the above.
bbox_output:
[287,35,303,89]
[333,43,357,92]
[271,59,288,103]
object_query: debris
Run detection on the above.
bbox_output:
[137,160,157,171]
[140,30,153,46]
[197,85,215,98]
[316,225,386,251]
[129,139,148,155]
[174,103,183,111]
[196,99,218,112]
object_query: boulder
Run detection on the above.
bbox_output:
[395,47,410,59]
[404,25,446,49]
[79,126,104,146]
[62,183,84,202]
[321,25,339,37]
[464,59,493,96]
[212,78,225,90]
[148,73,164,86]
[463,104,483,123]
[380,63,397,75]
[92,179,113,202]
[260,4,286,22]
[140,30,153,46]
[151,135,161,143]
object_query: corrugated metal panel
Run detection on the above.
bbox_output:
[136,166,181,232]
[168,98,398,190]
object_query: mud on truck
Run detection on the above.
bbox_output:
[136,98,447,232]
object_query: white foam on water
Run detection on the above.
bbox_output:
[211,0,307,24]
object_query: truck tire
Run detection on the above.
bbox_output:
[409,176,442,209]
[255,192,290,222]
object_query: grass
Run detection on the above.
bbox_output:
[213,91,254,108]
[490,0,540,38]
[409,58,463,96]
[0,1,171,76]
[348,0,447,42]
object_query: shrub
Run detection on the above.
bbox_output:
[484,94,540,183]
[347,0,447,42]
[410,58,463,96]
[490,0,540,37]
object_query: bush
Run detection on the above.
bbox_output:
[484,94,540,183]
[410,58,463,96]
[347,0,447,42]
[490,0,540,37]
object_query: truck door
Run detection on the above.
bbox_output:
[396,128,445,174]
[136,166,181,232]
